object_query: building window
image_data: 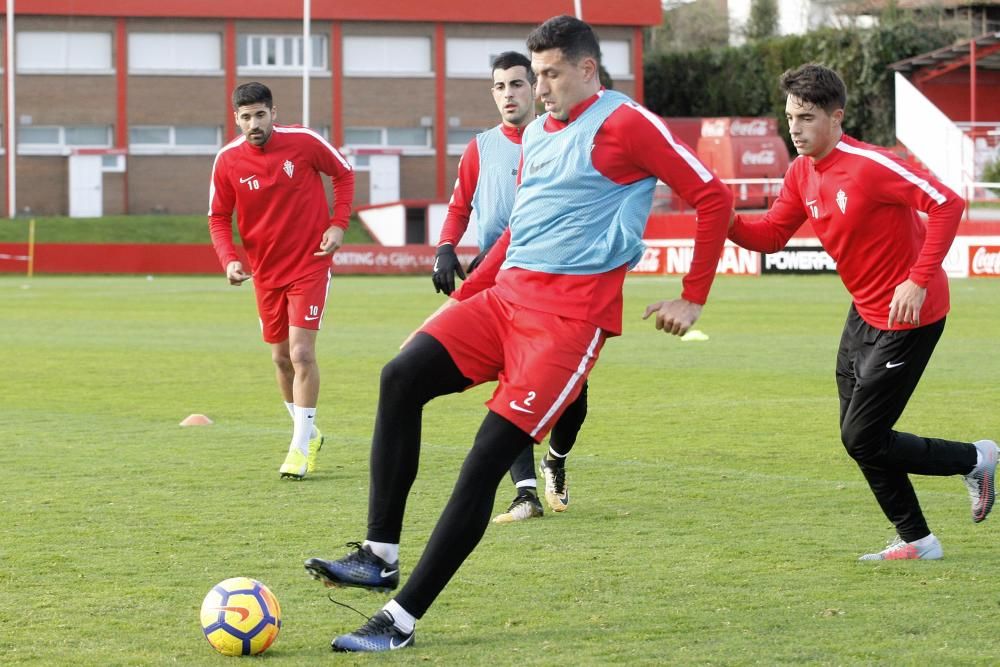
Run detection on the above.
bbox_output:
[343,36,432,76]
[17,125,112,154]
[101,154,126,172]
[129,125,221,154]
[447,128,482,155]
[347,154,370,170]
[238,34,328,72]
[344,127,431,151]
[602,40,632,78]
[128,33,222,74]
[16,32,113,74]
[344,128,381,145]
[445,38,525,77]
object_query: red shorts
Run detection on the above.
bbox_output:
[421,290,605,442]
[253,269,332,343]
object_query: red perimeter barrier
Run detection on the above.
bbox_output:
[0,243,479,275]
[2,215,999,275]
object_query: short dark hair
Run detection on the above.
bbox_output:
[526,15,601,65]
[490,51,535,85]
[780,64,846,113]
[232,81,273,110]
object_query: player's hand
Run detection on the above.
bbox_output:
[431,243,466,295]
[642,298,702,337]
[314,226,345,256]
[888,278,926,328]
[466,249,489,275]
[226,261,252,286]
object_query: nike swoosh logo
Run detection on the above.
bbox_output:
[239,175,256,183]
[389,634,413,650]
[805,199,817,205]
[304,315,320,321]
[885,361,905,369]
[210,606,250,622]
[433,258,440,272]
[508,400,534,415]
[380,568,398,578]
[529,158,555,174]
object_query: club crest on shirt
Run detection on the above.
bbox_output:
[836,188,847,214]
[283,160,295,179]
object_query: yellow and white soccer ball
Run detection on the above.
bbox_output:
[200,577,282,656]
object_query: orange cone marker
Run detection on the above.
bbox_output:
[180,414,214,427]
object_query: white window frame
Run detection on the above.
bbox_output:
[446,127,484,156]
[343,126,433,155]
[17,125,113,155]
[128,33,223,76]
[345,153,370,171]
[129,125,222,155]
[16,31,114,75]
[602,40,633,80]
[237,34,329,75]
[343,36,433,78]
[101,154,126,173]
[445,38,527,78]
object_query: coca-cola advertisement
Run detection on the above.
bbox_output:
[701,117,777,138]
[969,245,1000,277]
[741,149,777,166]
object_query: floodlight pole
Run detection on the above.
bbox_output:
[6,0,15,218]
[302,0,311,128]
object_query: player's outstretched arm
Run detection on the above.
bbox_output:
[642,298,702,337]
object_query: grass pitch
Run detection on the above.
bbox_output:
[1,274,999,665]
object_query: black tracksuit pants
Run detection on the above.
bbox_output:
[836,305,976,542]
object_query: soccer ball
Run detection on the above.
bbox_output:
[200,577,282,656]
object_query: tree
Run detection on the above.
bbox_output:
[650,1,730,53]
[745,0,779,41]
[643,17,959,150]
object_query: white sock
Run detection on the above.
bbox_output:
[911,533,937,547]
[363,540,399,564]
[548,446,568,460]
[515,479,537,490]
[383,599,415,634]
[290,406,316,456]
[286,400,319,439]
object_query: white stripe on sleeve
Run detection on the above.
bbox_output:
[207,135,246,215]
[835,140,947,205]
[627,102,714,183]
[275,126,352,171]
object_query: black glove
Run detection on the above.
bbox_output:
[432,243,466,295]
[466,249,489,275]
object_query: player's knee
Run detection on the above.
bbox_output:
[840,423,886,464]
[379,354,422,400]
[288,343,316,369]
[271,348,293,373]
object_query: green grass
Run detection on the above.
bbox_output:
[2,274,999,665]
[0,214,372,244]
